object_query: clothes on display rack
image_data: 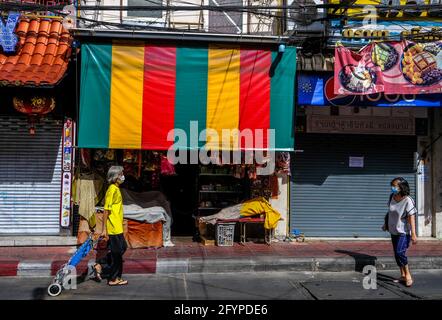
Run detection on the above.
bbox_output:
[72,172,105,223]
[276,152,291,175]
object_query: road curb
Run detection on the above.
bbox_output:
[0,260,19,276]
[2,256,442,277]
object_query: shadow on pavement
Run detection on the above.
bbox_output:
[32,268,93,300]
[335,250,377,272]
[376,273,402,284]
[32,287,47,300]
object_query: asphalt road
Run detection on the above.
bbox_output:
[0,269,441,300]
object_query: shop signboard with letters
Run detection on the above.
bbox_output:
[329,20,442,46]
[298,73,442,107]
[60,118,75,228]
[328,0,442,20]
[307,115,415,135]
[327,0,442,46]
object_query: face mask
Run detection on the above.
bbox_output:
[391,186,399,194]
[118,175,125,183]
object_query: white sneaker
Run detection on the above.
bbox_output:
[163,240,175,247]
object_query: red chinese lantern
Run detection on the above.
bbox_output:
[13,96,56,135]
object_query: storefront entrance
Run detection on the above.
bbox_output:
[290,133,417,238]
[0,116,63,234]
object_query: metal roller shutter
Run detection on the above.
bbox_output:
[0,116,62,235]
[290,134,416,238]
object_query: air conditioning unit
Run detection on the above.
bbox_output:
[286,0,325,33]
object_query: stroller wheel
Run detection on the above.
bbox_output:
[47,283,62,297]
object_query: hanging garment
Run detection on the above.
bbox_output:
[270,174,279,199]
[276,152,291,175]
[160,155,176,175]
[80,149,91,168]
[73,173,105,222]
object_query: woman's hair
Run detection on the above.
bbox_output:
[391,177,410,196]
[107,166,124,184]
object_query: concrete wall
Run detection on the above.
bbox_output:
[417,136,433,237]
[269,173,289,239]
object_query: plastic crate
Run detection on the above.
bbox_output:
[215,222,236,246]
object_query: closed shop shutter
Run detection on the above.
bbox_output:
[0,116,62,235]
[290,134,417,238]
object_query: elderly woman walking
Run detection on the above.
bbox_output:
[94,166,128,286]
[383,177,418,287]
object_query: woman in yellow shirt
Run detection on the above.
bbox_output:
[94,166,128,286]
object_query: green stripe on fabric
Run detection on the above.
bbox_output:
[78,43,112,148]
[174,46,209,150]
[270,47,296,151]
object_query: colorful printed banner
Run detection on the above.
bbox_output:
[334,41,442,95]
[79,42,296,151]
[299,72,442,107]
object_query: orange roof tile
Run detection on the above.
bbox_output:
[0,17,73,87]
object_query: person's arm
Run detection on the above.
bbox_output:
[101,210,109,239]
[382,194,393,231]
[408,214,417,244]
[99,186,114,240]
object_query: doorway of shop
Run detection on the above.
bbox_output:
[160,164,199,236]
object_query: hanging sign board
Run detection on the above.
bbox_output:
[60,172,72,228]
[329,20,442,46]
[0,12,20,53]
[60,118,75,228]
[328,0,442,20]
[298,73,442,107]
[307,115,415,135]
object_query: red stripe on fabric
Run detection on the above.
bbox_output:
[239,49,271,149]
[142,46,177,150]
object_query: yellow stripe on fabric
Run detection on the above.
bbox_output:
[206,45,240,151]
[109,42,145,149]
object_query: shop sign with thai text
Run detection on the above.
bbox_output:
[307,115,415,135]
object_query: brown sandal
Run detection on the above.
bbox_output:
[108,279,128,286]
[393,276,406,283]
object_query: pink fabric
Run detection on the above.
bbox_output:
[160,156,176,175]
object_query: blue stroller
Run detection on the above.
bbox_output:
[47,234,101,297]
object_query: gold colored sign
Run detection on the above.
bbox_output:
[329,0,442,20]
[342,27,442,40]
[342,29,390,38]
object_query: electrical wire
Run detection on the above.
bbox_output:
[1,1,442,42]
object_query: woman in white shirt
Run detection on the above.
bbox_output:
[382,177,418,287]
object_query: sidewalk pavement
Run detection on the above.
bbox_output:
[1,238,441,277]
